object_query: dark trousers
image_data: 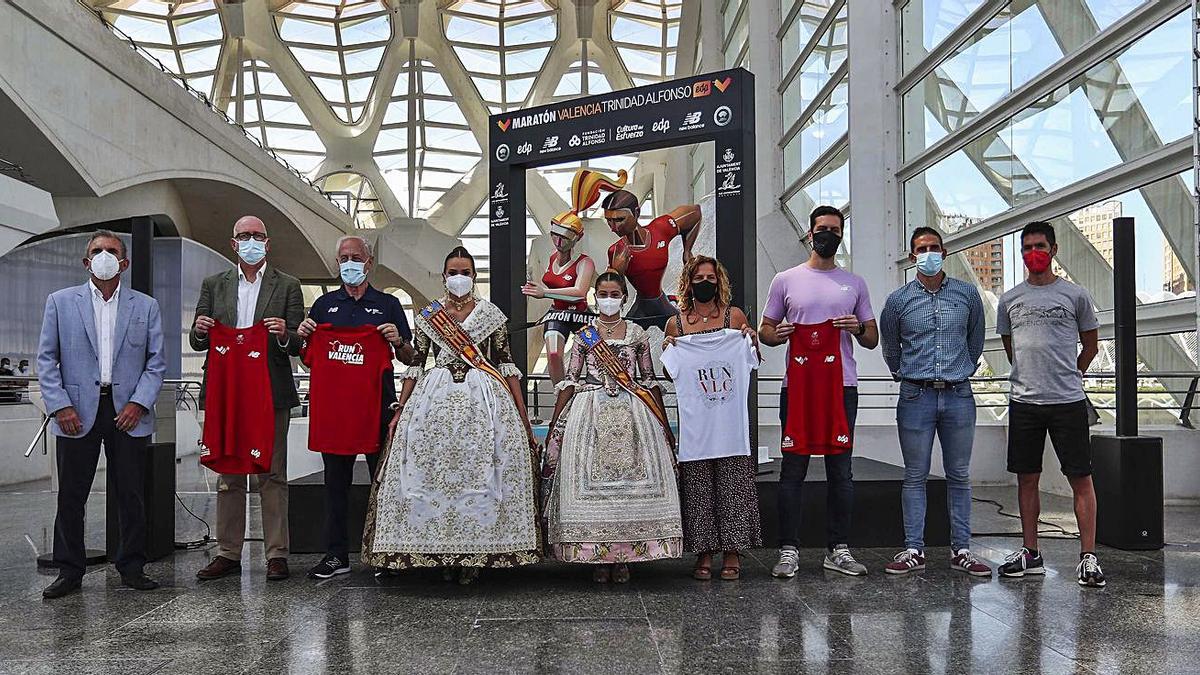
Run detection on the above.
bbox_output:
[777,386,858,550]
[323,406,389,560]
[53,392,148,579]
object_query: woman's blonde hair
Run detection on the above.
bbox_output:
[676,255,732,313]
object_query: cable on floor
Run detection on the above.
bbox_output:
[174,492,213,550]
[970,497,1080,540]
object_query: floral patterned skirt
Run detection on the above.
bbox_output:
[550,538,683,564]
[362,368,540,569]
[543,389,683,562]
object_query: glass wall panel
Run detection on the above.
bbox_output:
[903,0,1168,159]
[904,11,1190,234]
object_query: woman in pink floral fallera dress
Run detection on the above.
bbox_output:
[541,271,683,584]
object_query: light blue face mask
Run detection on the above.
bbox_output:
[916,251,944,277]
[238,239,267,265]
[340,260,367,286]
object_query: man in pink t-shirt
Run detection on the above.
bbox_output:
[759,205,878,579]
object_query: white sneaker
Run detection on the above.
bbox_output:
[772,546,799,578]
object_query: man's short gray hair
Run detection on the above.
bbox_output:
[84,229,127,259]
[336,234,372,258]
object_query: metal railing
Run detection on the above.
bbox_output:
[8,369,1199,459]
[522,372,1200,429]
[73,1,349,216]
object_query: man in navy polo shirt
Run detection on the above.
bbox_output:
[298,235,414,579]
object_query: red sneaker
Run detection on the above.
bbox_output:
[951,549,992,577]
[884,549,926,575]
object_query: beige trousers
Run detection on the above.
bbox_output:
[215,408,290,561]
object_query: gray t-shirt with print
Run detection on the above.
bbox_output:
[996,278,1099,405]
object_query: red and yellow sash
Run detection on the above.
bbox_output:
[420,301,508,388]
[576,324,671,436]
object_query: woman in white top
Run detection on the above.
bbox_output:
[663,256,762,581]
[542,271,682,584]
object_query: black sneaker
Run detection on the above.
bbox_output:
[307,555,351,579]
[1076,553,1106,588]
[998,547,1045,578]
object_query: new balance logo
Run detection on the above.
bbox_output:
[327,306,339,313]
[248,351,262,359]
[836,435,850,444]
[214,346,229,355]
[683,111,702,125]
[656,241,666,249]
[250,448,261,459]
[794,356,807,365]
[824,355,836,363]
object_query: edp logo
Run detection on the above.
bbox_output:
[652,118,670,133]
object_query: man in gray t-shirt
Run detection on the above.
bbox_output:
[995,222,1104,589]
[996,278,1099,404]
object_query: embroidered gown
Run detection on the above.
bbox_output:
[542,320,683,563]
[362,299,540,569]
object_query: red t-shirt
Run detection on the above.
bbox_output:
[608,214,679,298]
[301,324,394,455]
[781,321,852,456]
[542,252,590,311]
[200,322,275,475]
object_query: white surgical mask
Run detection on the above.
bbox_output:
[445,274,474,298]
[597,297,623,316]
[89,251,121,281]
[340,261,367,286]
[238,239,267,265]
[915,251,944,277]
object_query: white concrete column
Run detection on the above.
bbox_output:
[846,0,902,383]
[747,0,784,226]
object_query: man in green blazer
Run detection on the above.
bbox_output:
[190,215,303,582]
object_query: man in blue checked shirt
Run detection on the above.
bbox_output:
[879,227,991,578]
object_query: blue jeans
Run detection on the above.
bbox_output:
[896,381,976,552]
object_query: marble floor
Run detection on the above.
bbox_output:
[0,462,1197,674]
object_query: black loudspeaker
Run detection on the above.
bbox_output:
[107,442,177,562]
[1091,435,1163,551]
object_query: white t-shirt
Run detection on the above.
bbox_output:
[661,329,758,462]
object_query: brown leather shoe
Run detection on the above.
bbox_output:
[196,556,241,581]
[266,558,290,581]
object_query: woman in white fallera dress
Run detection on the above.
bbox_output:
[362,247,540,584]
[542,271,683,584]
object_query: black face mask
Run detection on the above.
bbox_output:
[692,280,718,304]
[811,230,841,258]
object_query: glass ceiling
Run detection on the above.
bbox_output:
[443,1,557,113]
[84,0,686,242]
[273,0,392,124]
[96,0,224,99]
[610,0,683,86]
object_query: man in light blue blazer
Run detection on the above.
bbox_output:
[37,230,166,599]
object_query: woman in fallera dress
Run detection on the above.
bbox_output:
[362,247,540,585]
[542,270,683,584]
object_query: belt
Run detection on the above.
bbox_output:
[902,378,966,389]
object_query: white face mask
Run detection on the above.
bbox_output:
[445,273,474,298]
[89,251,121,281]
[596,297,623,316]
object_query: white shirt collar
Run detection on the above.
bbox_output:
[90,280,120,303]
[238,264,266,283]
